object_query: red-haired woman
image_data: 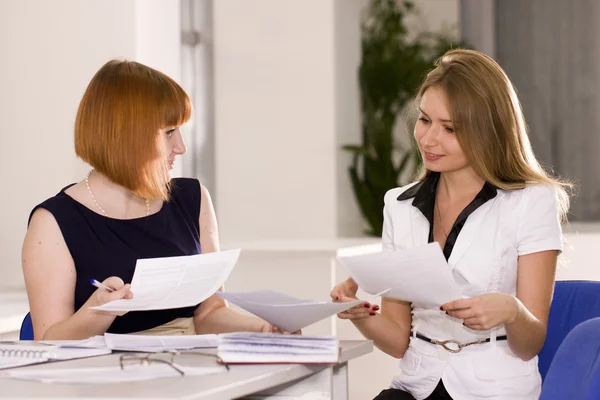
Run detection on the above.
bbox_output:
[22,60,278,340]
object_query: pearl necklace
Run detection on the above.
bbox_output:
[85,170,150,217]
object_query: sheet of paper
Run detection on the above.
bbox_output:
[40,336,107,349]
[1,364,225,384]
[104,333,218,351]
[0,358,48,370]
[336,242,463,308]
[216,289,389,333]
[91,249,240,312]
[0,345,111,370]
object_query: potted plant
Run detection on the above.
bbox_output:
[343,0,461,236]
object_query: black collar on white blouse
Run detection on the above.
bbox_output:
[397,172,497,260]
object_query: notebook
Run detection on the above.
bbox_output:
[217,332,339,364]
[0,344,111,370]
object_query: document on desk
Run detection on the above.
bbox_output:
[336,242,463,308]
[91,249,240,312]
[218,332,339,364]
[1,364,225,383]
[104,333,218,351]
[216,289,389,333]
[44,334,219,352]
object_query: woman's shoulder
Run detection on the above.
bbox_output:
[31,184,76,212]
[384,181,422,205]
[499,182,558,205]
[169,178,202,218]
[170,177,200,194]
[27,183,78,227]
[170,177,200,199]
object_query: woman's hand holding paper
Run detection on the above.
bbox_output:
[331,277,380,320]
[91,277,133,316]
[441,293,520,330]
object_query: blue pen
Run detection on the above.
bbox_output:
[90,279,116,292]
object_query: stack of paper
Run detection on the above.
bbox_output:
[43,333,219,352]
[104,333,218,351]
[217,332,339,364]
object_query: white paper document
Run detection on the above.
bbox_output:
[336,242,463,308]
[1,364,225,384]
[216,289,388,333]
[43,334,218,352]
[91,249,240,312]
[218,332,339,364]
[104,333,218,351]
[40,336,107,349]
[0,358,48,370]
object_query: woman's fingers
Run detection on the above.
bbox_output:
[337,307,376,320]
[331,278,359,301]
[102,276,125,290]
[95,278,133,305]
[446,308,476,320]
[267,325,301,335]
[108,283,132,301]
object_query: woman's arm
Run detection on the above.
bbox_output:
[332,192,413,358]
[442,250,557,361]
[350,297,413,358]
[22,209,131,340]
[331,277,412,358]
[505,250,557,360]
[193,184,271,333]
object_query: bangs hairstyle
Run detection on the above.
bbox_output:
[75,60,192,201]
[414,49,571,222]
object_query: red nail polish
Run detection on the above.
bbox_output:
[369,312,377,316]
[439,306,444,311]
[372,306,380,311]
[363,304,370,308]
[335,296,339,301]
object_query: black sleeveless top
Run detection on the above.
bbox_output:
[29,178,202,333]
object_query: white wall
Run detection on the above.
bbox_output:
[135,0,182,83]
[0,0,181,289]
[212,0,366,242]
[335,0,368,238]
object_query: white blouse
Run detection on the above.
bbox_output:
[383,181,562,400]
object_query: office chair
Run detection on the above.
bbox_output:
[539,317,600,399]
[538,280,600,381]
[19,312,34,340]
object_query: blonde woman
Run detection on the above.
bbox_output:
[332,49,570,400]
[23,60,282,340]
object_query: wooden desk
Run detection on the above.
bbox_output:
[0,340,372,400]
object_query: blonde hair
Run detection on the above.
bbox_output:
[75,60,192,201]
[415,49,571,221]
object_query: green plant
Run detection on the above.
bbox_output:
[343,0,461,236]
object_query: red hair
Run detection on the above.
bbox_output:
[75,60,192,200]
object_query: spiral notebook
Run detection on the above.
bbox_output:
[0,344,111,370]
